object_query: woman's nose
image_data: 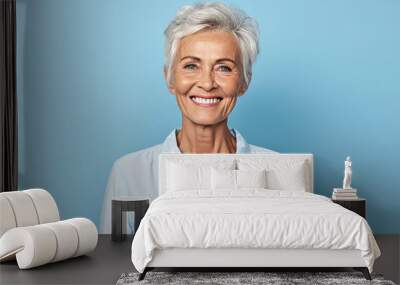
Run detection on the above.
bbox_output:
[198,69,217,91]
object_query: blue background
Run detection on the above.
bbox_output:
[16,0,400,233]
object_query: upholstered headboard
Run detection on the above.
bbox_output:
[159,153,314,195]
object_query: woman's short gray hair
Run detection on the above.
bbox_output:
[164,2,259,87]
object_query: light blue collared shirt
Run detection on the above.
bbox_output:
[100,128,275,234]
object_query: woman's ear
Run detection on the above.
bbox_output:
[238,84,247,96]
[238,76,250,96]
[164,65,176,95]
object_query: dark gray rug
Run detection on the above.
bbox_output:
[116,271,396,285]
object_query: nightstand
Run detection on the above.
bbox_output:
[332,198,366,218]
[112,196,150,242]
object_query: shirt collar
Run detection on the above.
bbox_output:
[160,128,251,154]
[160,129,181,153]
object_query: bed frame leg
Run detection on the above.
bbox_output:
[138,268,148,281]
[354,267,371,280]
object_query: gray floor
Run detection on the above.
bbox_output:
[0,235,134,285]
[374,235,400,284]
[0,235,398,285]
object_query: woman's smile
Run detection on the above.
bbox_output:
[189,95,223,107]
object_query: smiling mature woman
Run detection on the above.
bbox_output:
[100,2,276,234]
[164,3,259,154]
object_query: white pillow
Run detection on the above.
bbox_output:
[237,158,308,191]
[211,168,268,190]
[166,162,208,191]
[237,169,267,189]
[211,168,236,190]
[166,160,235,191]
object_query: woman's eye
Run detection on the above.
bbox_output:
[183,64,198,70]
[217,65,232,72]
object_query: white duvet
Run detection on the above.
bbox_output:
[131,189,380,273]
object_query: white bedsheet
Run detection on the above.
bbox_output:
[131,189,380,273]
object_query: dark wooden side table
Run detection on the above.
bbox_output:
[112,197,150,242]
[332,198,366,218]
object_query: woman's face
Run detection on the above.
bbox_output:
[167,29,246,126]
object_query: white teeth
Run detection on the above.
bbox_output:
[191,97,221,104]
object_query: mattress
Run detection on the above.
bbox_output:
[131,189,380,273]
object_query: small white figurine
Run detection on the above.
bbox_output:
[342,156,352,189]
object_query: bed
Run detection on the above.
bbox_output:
[131,153,381,280]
